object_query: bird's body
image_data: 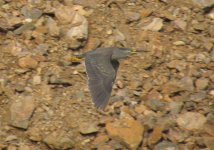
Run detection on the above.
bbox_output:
[85,47,131,109]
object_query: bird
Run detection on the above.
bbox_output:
[84,47,135,109]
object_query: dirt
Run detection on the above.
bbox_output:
[0,0,214,150]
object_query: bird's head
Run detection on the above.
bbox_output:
[111,48,136,60]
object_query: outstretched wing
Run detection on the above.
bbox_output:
[85,52,119,109]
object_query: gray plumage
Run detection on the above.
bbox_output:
[85,47,131,109]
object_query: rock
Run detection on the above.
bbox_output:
[190,91,207,102]
[126,12,141,22]
[5,135,18,142]
[46,17,60,37]
[203,116,214,136]
[43,131,74,150]
[148,126,163,145]
[211,49,214,61]
[145,99,166,112]
[32,75,41,85]
[14,23,35,35]
[79,122,99,134]
[208,25,214,37]
[173,41,186,46]
[85,37,101,50]
[18,56,38,69]
[10,96,35,129]
[93,134,109,147]
[72,0,97,8]
[141,9,152,18]
[48,75,72,86]
[7,145,17,150]
[18,144,30,150]
[174,19,187,30]
[168,101,183,114]
[55,6,76,25]
[21,6,43,19]
[62,9,88,49]
[167,60,187,71]
[27,127,42,142]
[162,80,183,94]
[143,18,163,32]
[203,137,214,150]
[154,141,179,150]
[195,78,209,90]
[176,112,207,131]
[106,117,144,150]
[180,77,194,92]
[192,0,214,8]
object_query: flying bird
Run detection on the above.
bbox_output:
[85,47,134,109]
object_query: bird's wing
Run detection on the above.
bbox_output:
[85,52,119,109]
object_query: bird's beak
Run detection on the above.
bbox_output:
[131,48,137,54]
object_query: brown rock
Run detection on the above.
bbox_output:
[176,112,207,131]
[195,78,209,90]
[148,126,163,145]
[18,56,38,69]
[93,134,109,146]
[79,122,99,134]
[43,130,74,150]
[203,137,214,150]
[174,19,187,30]
[167,60,187,71]
[106,117,144,150]
[141,9,152,18]
[143,18,163,32]
[10,96,35,129]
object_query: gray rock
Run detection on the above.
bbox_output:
[10,96,35,129]
[43,131,74,150]
[154,141,179,150]
[21,6,42,19]
[14,23,35,35]
[190,91,207,102]
[145,99,166,111]
[46,17,60,37]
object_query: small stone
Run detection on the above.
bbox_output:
[18,144,30,150]
[134,105,147,114]
[18,56,38,69]
[7,145,17,150]
[174,19,187,30]
[173,41,186,46]
[10,96,35,129]
[106,117,144,150]
[14,23,35,35]
[193,23,205,31]
[126,12,141,22]
[145,99,166,112]
[211,49,214,61]
[176,112,207,131]
[46,17,60,37]
[93,134,109,146]
[192,0,214,8]
[148,126,163,145]
[168,101,183,114]
[180,77,194,92]
[209,90,214,96]
[79,122,99,134]
[154,141,179,150]
[141,9,152,18]
[21,6,42,19]
[32,75,41,85]
[203,42,213,51]
[43,131,74,150]
[5,135,18,142]
[167,60,186,71]
[190,91,207,102]
[143,18,163,32]
[195,78,209,90]
[27,127,42,142]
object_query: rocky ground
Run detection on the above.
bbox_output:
[0,0,214,150]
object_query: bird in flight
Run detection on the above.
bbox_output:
[84,47,134,109]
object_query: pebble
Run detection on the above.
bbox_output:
[168,101,183,114]
[174,19,187,30]
[46,17,60,37]
[203,137,214,150]
[141,9,152,18]
[79,122,99,134]
[10,96,35,129]
[190,91,207,102]
[192,0,214,8]
[195,78,209,90]
[148,126,163,145]
[154,141,179,150]
[32,75,41,85]
[167,60,187,71]
[18,56,38,69]
[173,41,186,46]
[21,6,43,20]
[14,23,35,35]
[106,117,144,150]
[43,131,74,150]
[176,112,207,131]
[126,11,141,22]
[143,18,163,32]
